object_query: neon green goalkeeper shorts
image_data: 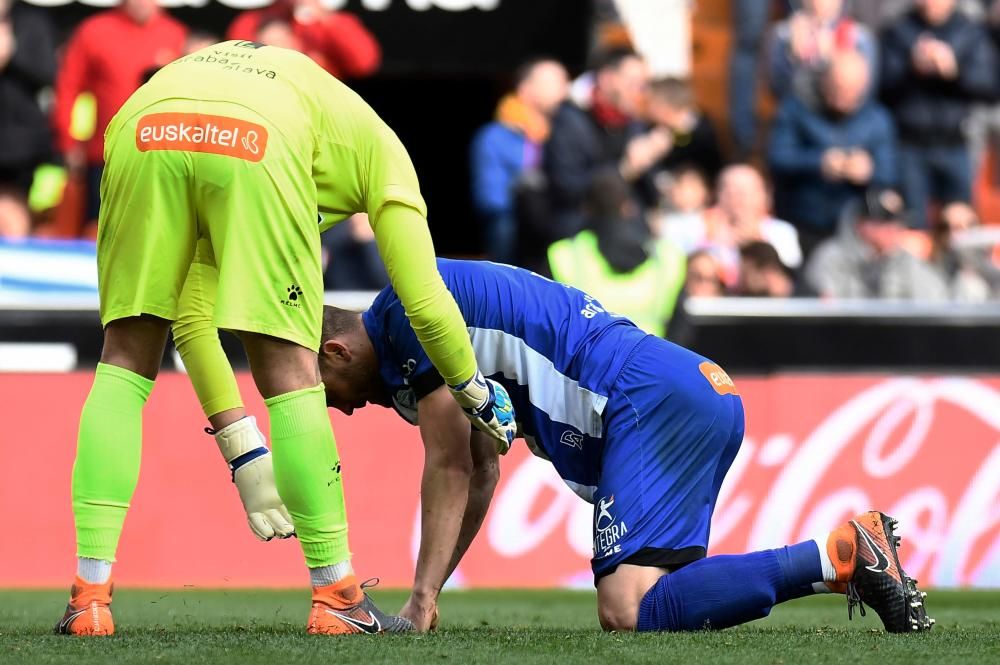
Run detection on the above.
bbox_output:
[97,98,323,350]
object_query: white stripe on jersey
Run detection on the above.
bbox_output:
[524,435,597,503]
[469,327,608,438]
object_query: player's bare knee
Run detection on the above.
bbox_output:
[596,564,668,632]
[101,315,173,379]
[598,600,638,632]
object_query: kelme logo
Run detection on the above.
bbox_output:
[281,284,303,308]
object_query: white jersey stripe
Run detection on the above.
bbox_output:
[469,327,608,438]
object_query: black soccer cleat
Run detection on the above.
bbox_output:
[829,511,934,632]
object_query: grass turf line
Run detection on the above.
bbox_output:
[1,589,997,665]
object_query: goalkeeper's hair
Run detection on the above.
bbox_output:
[321,305,363,342]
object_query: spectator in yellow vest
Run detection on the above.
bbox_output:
[547,169,686,337]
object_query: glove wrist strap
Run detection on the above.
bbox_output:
[211,415,266,463]
[228,446,270,482]
[448,368,490,412]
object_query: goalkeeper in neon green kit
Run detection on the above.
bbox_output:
[57,40,516,637]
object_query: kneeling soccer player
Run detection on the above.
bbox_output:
[57,42,515,637]
[316,259,934,633]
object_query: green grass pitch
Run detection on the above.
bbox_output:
[2,589,998,665]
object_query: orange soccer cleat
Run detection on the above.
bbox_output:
[306,575,413,635]
[826,511,934,632]
[54,576,115,636]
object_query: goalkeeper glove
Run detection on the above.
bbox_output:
[211,416,295,541]
[448,369,516,454]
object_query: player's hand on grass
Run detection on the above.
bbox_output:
[212,416,295,541]
[400,594,439,632]
[448,369,516,455]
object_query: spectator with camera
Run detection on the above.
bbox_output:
[770,49,897,255]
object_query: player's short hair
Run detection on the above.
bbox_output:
[740,241,785,272]
[590,47,641,73]
[648,77,694,109]
[322,305,362,342]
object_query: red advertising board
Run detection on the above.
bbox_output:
[0,372,997,588]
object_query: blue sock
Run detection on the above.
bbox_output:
[636,541,823,631]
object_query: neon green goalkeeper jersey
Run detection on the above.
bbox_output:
[100,40,476,383]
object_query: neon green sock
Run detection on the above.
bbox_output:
[266,384,350,568]
[73,363,153,562]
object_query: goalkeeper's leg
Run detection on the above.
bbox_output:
[59,316,170,636]
[240,332,411,634]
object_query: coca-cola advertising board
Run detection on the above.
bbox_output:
[0,372,996,588]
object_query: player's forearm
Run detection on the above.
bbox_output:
[372,203,477,386]
[413,459,473,600]
[414,389,478,599]
[443,431,499,580]
[445,466,498,581]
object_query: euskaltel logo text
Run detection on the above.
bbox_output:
[136,113,268,162]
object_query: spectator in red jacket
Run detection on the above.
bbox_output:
[52,0,186,231]
[227,0,380,79]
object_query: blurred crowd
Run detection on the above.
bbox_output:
[0,0,379,241]
[4,0,1000,337]
[466,0,1000,338]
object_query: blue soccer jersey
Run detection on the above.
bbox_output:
[362,259,648,501]
[361,259,745,579]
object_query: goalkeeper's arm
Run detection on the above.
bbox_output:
[173,251,293,541]
[371,203,476,386]
[371,203,516,450]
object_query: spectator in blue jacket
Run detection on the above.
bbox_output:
[769,49,897,255]
[469,58,568,263]
[880,0,997,228]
